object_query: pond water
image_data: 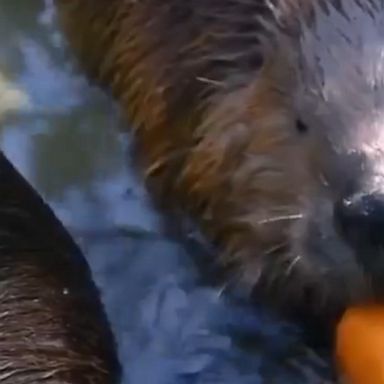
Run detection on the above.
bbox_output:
[0,1,335,383]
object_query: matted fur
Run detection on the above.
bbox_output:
[54,0,384,323]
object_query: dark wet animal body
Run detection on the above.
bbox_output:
[0,151,120,383]
[55,0,384,350]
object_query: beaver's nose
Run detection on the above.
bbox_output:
[334,193,384,248]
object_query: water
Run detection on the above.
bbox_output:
[0,1,334,383]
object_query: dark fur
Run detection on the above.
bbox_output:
[0,151,120,383]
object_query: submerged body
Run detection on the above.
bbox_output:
[0,150,120,382]
[54,0,384,326]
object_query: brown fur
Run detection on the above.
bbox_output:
[0,151,120,383]
[53,0,317,313]
[54,0,347,320]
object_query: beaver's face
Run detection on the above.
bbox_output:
[254,1,384,317]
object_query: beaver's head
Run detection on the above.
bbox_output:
[244,0,384,320]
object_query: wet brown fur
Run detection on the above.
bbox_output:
[54,0,331,318]
[0,151,120,383]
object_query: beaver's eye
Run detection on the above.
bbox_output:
[296,119,309,134]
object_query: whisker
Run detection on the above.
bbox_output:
[216,283,229,298]
[258,213,304,225]
[196,76,224,87]
[319,172,329,187]
[264,242,287,255]
[285,255,302,276]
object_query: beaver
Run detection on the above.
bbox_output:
[53,0,384,328]
[0,149,120,382]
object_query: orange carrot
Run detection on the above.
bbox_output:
[336,305,384,384]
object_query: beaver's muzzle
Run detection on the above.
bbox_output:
[334,192,384,292]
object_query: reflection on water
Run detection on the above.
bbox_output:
[0,1,334,383]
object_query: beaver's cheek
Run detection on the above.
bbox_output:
[290,198,371,304]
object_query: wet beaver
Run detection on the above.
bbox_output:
[0,150,120,382]
[54,0,384,327]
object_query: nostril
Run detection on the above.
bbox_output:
[334,193,384,247]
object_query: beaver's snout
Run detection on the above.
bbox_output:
[335,192,384,247]
[334,192,384,285]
